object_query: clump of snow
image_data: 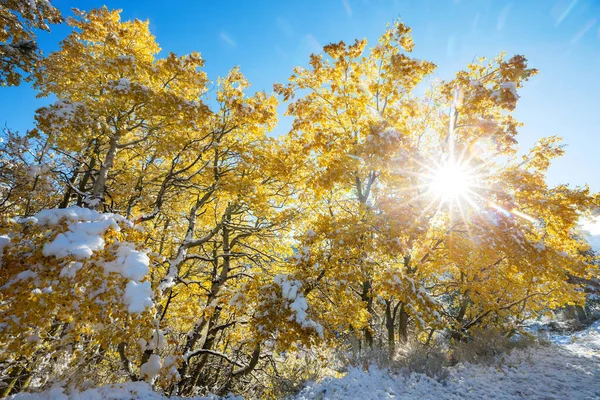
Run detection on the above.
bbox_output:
[103,243,150,281]
[147,329,167,351]
[140,354,162,383]
[23,207,152,314]
[110,78,132,92]
[138,338,148,351]
[59,261,82,278]
[123,280,153,314]
[1,269,38,290]
[580,216,600,252]
[36,100,89,134]
[163,356,181,382]
[377,128,401,143]
[274,275,323,337]
[290,246,311,264]
[42,219,116,259]
[228,291,246,308]
[500,81,519,99]
[33,207,128,227]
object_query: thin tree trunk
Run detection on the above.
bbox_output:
[76,156,95,206]
[385,300,395,358]
[90,133,119,209]
[1,364,25,397]
[575,305,587,321]
[398,303,409,343]
[361,279,374,348]
[452,291,470,341]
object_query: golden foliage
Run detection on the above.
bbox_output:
[0,11,597,398]
[0,0,62,86]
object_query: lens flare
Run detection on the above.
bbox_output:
[428,161,473,201]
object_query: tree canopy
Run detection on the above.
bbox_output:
[0,7,597,399]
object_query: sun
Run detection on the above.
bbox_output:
[428,161,474,202]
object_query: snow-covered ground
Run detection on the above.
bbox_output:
[9,321,600,400]
[8,383,242,400]
[295,320,600,400]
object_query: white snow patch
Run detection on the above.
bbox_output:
[8,381,242,400]
[274,275,323,337]
[123,280,153,313]
[139,354,162,383]
[146,329,167,351]
[59,262,83,278]
[103,243,150,281]
[0,235,10,267]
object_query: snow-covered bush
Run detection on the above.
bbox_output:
[395,339,449,381]
[450,326,538,365]
[331,337,449,381]
[266,348,335,399]
[0,207,155,394]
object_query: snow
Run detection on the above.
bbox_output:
[8,382,242,400]
[123,280,154,314]
[0,235,10,267]
[59,261,83,278]
[500,81,519,99]
[111,78,132,92]
[33,207,127,228]
[103,243,150,281]
[38,100,88,132]
[42,219,115,259]
[146,329,167,351]
[274,275,324,337]
[0,269,38,289]
[10,321,600,399]
[295,321,600,400]
[377,129,401,143]
[140,354,162,383]
[14,207,154,313]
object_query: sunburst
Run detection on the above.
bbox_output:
[427,160,475,203]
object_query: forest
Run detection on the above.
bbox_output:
[0,2,599,399]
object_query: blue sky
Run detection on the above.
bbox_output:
[2,0,599,191]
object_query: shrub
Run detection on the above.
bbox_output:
[450,326,538,365]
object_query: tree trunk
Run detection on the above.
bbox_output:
[361,280,374,348]
[76,156,95,206]
[189,308,223,391]
[385,300,395,358]
[575,305,587,321]
[1,365,24,397]
[398,303,409,343]
[177,211,232,394]
[218,343,261,396]
[451,291,470,341]
[89,133,119,209]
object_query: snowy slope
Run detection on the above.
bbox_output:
[295,322,600,400]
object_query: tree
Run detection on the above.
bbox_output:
[0,207,155,395]
[278,22,598,356]
[34,7,209,210]
[3,8,307,396]
[1,10,598,398]
[0,0,62,86]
